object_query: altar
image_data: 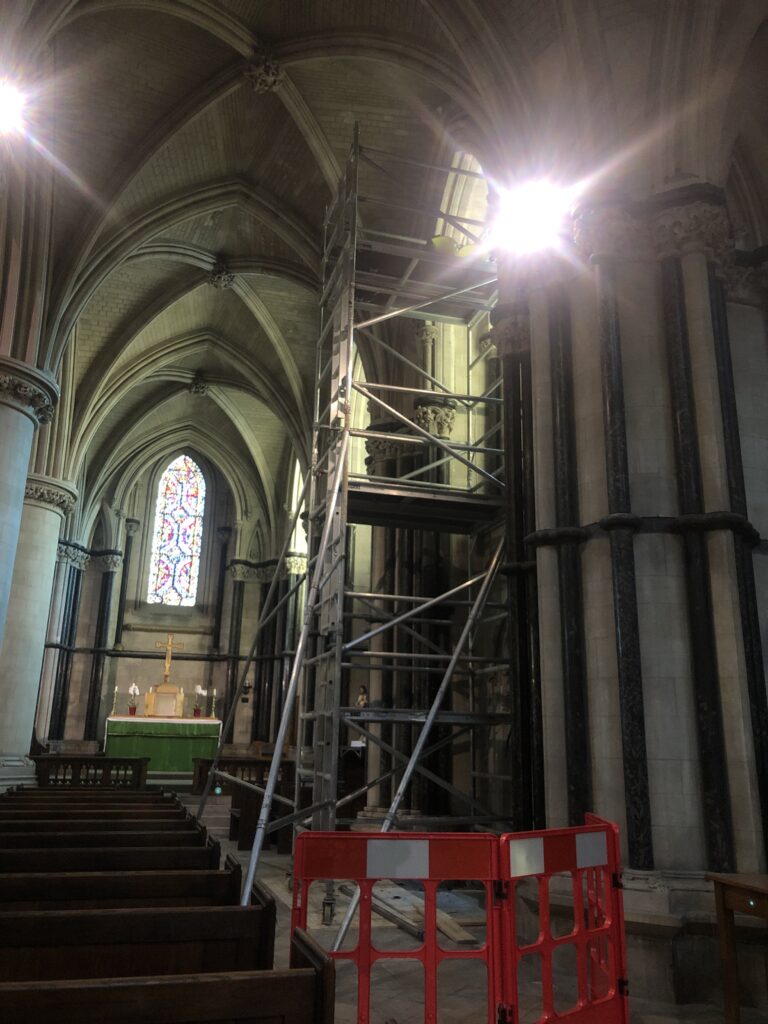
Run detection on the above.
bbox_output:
[104,716,222,773]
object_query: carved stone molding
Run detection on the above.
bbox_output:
[365,435,408,466]
[721,259,768,307]
[491,312,530,357]
[414,321,439,348]
[572,203,652,262]
[209,260,235,289]
[244,50,284,93]
[125,518,141,537]
[97,552,123,572]
[412,401,456,439]
[650,201,733,266]
[284,555,308,576]
[229,555,306,582]
[57,541,90,570]
[188,371,208,394]
[24,474,78,517]
[0,357,58,426]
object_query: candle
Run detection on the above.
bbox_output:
[212,688,216,697]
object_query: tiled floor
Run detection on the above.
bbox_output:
[185,794,766,1024]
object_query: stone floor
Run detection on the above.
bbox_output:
[184,794,766,1024]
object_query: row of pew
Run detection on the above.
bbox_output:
[0,786,335,1023]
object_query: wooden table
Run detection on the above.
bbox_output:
[707,872,768,1022]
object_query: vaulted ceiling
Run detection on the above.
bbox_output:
[9,0,768,550]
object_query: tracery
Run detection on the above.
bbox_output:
[147,455,206,606]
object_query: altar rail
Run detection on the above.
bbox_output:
[192,755,272,796]
[33,755,149,789]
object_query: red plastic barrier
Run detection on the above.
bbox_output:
[498,814,628,1023]
[291,817,628,1024]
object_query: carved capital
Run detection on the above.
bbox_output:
[721,259,768,307]
[209,260,235,289]
[125,518,141,537]
[412,400,456,438]
[0,357,58,425]
[650,201,733,266]
[98,552,123,572]
[244,50,284,93]
[491,311,530,357]
[572,203,652,262]
[57,541,90,570]
[188,371,208,394]
[24,474,78,517]
[364,421,409,469]
[414,321,439,348]
[283,554,308,577]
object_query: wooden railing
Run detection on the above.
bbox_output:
[33,755,150,789]
[191,756,273,796]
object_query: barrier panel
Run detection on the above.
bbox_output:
[498,815,628,1023]
[291,817,628,1024]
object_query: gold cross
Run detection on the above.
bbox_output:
[156,633,184,682]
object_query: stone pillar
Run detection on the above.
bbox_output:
[651,190,764,871]
[491,294,543,830]
[0,360,58,652]
[572,201,654,869]
[225,564,246,743]
[212,527,232,653]
[47,542,89,741]
[0,474,76,761]
[35,543,70,740]
[83,553,122,742]
[113,519,139,649]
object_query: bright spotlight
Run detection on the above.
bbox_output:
[489,179,574,255]
[0,80,27,135]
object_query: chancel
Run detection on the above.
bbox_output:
[0,2,767,1020]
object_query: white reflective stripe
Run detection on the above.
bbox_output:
[508,836,544,877]
[367,839,430,879]
[576,831,608,869]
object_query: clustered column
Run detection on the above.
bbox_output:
[0,473,77,758]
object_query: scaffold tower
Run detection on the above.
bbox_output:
[201,132,516,901]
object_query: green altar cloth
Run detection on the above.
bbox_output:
[105,716,221,773]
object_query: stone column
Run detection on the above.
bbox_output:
[212,527,232,653]
[225,563,247,743]
[35,543,70,740]
[112,519,140,650]
[491,293,543,831]
[46,542,90,742]
[0,359,58,652]
[83,552,122,742]
[0,474,76,763]
[651,191,764,871]
[572,201,654,870]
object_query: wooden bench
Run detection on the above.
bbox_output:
[1,791,180,804]
[32,755,149,789]
[0,928,333,1024]
[0,806,189,821]
[0,854,245,911]
[0,828,208,848]
[0,817,196,833]
[0,837,221,872]
[0,901,276,981]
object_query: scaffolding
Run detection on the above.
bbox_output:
[200,133,512,905]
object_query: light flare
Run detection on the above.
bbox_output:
[0,80,26,135]
[488,179,581,255]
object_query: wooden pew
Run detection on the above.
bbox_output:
[0,806,188,820]
[0,900,276,981]
[0,929,334,1024]
[0,854,244,911]
[4,787,175,799]
[0,836,221,872]
[0,829,208,848]
[0,817,196,833]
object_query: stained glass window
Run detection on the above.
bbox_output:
[147,455,206,606]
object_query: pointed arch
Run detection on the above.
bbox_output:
[147,453,206,606]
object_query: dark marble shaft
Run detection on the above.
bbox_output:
[660,256,734,872]
[595,258,653,870]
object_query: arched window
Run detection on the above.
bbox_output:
[147,454,206,606]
